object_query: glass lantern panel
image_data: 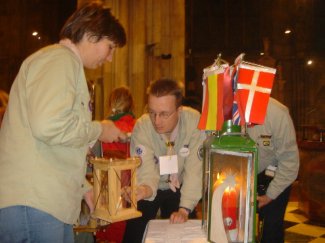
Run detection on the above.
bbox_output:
[97,170,109,212]
[208,150,254,243]
[120,169,132,209]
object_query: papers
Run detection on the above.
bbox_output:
[143,220,207,243]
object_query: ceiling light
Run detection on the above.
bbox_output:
[284,29,291,34]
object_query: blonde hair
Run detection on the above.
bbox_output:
[108,86,134,116]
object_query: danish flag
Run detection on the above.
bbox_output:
[235,62,276,124]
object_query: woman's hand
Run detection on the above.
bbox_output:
[83,188,94,213]
[99,120,127,143]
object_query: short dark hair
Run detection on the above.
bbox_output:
[147,78,183,108]
[60,3,126,47]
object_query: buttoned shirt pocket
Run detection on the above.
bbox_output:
[256,135,276,168]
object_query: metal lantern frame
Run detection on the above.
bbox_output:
[90,157,142,224]
[202,128,258,243]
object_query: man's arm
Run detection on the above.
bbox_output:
[265,104,299,204]
[130,116,160,201]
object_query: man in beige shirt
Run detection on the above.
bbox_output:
[123,78,206,243]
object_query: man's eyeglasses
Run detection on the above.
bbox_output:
[148,110,177,120]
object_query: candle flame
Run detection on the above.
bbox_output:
[213,172,238,191]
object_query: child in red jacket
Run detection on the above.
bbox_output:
[96,86,136,243]
[101,86,135,159]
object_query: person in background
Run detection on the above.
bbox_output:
[123,78,205,243]
[101,86,136,159]
[0,3,126,243]
[95,86,136,243]
[247,97,300,243]
[0,89,9,126]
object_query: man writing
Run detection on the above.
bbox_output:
[123,78,205,243]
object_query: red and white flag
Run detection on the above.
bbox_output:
[235,62,276,124]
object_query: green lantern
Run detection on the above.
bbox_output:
[202,120,258,243]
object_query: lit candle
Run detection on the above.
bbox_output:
[211,174,237,243]
[222,187,238,241]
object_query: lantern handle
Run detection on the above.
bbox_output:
[220,131,245,137]
[219,131,251,140]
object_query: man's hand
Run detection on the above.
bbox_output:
[99,120,127,143]
[83,189,94,213]
[121,185,153,202]
[169,208,189,224]
[257,194,272,208]
[136,185,153,201]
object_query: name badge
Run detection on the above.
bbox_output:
[179,147,190,157]
[159,155,178,175]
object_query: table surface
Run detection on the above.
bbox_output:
[142,219,208,243]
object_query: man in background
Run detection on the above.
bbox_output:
[248,97,299,243]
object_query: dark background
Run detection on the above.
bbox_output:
[184,0,325,135]
[0,0,324,137]
[0,0,77,91]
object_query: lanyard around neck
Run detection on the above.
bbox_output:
[161,122,179,156]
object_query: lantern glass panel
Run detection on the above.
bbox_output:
[120,169,132,209]
[97,170,109,212]
[205,150,255,243]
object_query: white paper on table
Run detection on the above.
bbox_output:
[143,220,207,243]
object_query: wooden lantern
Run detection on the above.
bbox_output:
[90,157,142,223]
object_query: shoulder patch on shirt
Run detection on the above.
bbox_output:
[88,100,93,112]
[197,145,204,161]
[135,145,146,156]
